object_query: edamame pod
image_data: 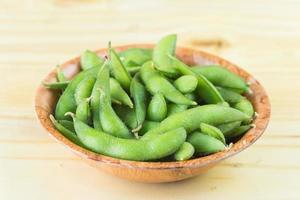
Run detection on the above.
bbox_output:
[169,55,224,104]
[173,75,198,94]
[114,104,137,130]
[76,98,91,124]
[147,93,167,122]
[72,116,187,161]
[110,78,133,108]
[142,105,250,140]
[200,123,226,144]
[58,120,75,132]
[233,98,254,117]
[217,87,245,104]
[153,34,178,77]
[185,92,197,101]
[55,66,99,120]
[50,115,82,146]
[140,61,197,106]
[90,63,108,131]
[43,81,69,90]
[192,66,249,93]
[225,125,253,138]
[223,87,245,94]
[233,98,254,124]
[119,48,152,67]
[167,104,188,116]
[74,77,96,105]
[109,46,132,90]
[218,87,253,123]
[138,120,160,136]
[174,142,195,161]
[80,50,104,70]
[187,132,226,155]
[130,74,147,128]
[217,121,241,135]
[56,65,67,82]
[98,64,133,139]
[167,93,196,116]
[126,66,141,75]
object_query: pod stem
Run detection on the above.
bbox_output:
[49,114,57,124]
[225,142,233,150]
[64,112,75,119]
[112,99,122,105]
[133,131,139,139]
[86,97,92,103]
[132,124,142,133]
[191,101,197,106]
[128,102,134,109]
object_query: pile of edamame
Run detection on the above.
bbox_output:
[44,34,254,162]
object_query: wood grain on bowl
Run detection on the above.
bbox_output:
[35,45,270,183]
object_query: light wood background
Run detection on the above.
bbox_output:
[1,0,299,199]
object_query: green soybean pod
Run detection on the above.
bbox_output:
[109,46,132,90]
[56,65,67,82]
[168,55,224,104]
[225,125,253,138]
[80,50,104,70]
[58,120,75,132]
[126,66,141,75]
[191,65,249,93]
[200,123,226,144]
[138,120,160,136]
[140,61,197,106]
[76,98,91,124]
[130,73,147,128]
[217,87,245,104]
[55,66,99,120]
[218,101,230,107]
[109,78,133,108]
[114,104,137,130]
[147,93,167,122]
[167,104,188,116]
[173,75,198,94]
[218,121,241,135]
[43,81,70,90]
[187,132,226,155]
[174,142,195,161]
[142,105,250,140]
[90,63,108,131]
[223,87,245,94]
[153,34,178,77]
[98,64,133,139]
[167,93,196,116]
[50,115,82,146]
[72,115,187,161]
[74,77,96,105]
[185,92,197,101]
[233,98,254,124]
[119,48,152,67]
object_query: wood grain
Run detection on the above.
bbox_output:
[0,0,299,199]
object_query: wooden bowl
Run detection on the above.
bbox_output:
[35,44,271,183]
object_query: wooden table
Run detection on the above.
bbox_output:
[1,0,299,199]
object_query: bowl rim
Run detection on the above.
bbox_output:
[35,44,271,170]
